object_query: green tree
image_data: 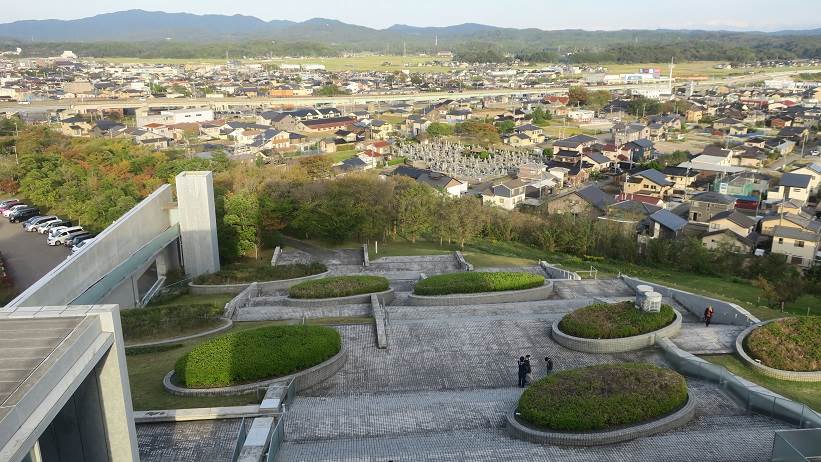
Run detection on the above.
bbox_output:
[222,191,260,259]
[568,86,589,106]
[496,120,516,134]
[299,155,333,180]
[315,85,349,96]
[586,90,612,110]
[628,97,662,117]
[455,120,500,145]
[393,180,437,243]
[426,123,454,137]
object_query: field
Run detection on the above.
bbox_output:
[103,55,457,73]
[585,62,821,79]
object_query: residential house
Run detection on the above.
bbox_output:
[545,185,615,218]
[582,151,612,172]
[701,229,756,253]
[767,173,812,206]
[638,209,689,242]
[713,117,747,135]
[736,146,768,168]
[623,169,674,198]
[552,134,598,154]
[662,166,698,195]
[513,124,546,143]
[622,139,654,162]
[59,115,92,137]
[368,120,393,140]
[482,179,528,210]
[790,163,821,196]
[760,212,821,237]
[771,226,820,267]
[612,123,648,146]
[707,210,757,236]
[688,191,737,223]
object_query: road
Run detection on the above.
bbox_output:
[4,69,818,112]
[0,218,69,300]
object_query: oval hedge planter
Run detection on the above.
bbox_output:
[736,319,821,383]
[506,393,695,446]
[163,345,348,397]
[283,288,394,308]
[551,309,682,353]
[189,270,331,295]
[126,318,233,349]
[405,282,554,306]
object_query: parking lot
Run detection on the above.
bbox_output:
[0,218,70,299]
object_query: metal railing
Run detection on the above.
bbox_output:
[663,350,821,429]
[230,417,248,462]
[266,414,286,462]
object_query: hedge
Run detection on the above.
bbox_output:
[413,271,544,296]
[746,317,821,372]
[193,262,326,285]
[518,363,688,431]
[288,275,389,299]
[174,325,341,388]
[558,302,676,339]
[121,303,223,340]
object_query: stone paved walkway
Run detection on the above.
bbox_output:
[672,324,745,354]
[137,419,242,462]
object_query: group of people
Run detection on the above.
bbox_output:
[517,355,553,387]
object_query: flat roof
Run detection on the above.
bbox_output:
[0,317,83,420]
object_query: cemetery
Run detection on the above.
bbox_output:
[398,140,540,182]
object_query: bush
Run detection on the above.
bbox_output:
[288,275,390,299]
[193,262,326,285]
[746,317,821,372]
[121,304,224,340]
[559,302,676,339]
[175,325,341,388]
[414,271,544,296]
[518,363,688,431]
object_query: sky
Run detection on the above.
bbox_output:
[3,0,820,31]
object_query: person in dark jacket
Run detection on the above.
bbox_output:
[704,305,714,327]
[545,357,553,375]
[517,356,527,387]
[524,355,533,385]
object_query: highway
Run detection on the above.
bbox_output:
[2,69,818,112]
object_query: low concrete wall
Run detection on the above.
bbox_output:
[134,405,263,423]
[621,276,758,327]
[506,393,695,446]
[551,310,682,353]
[362,244,369,267]
[163,346,348,397]
[454,251,473,272]
[372,294,388,349]
[283,289,394,308]
[539,261,581,280]
[736,320,821,383]
[189,270,331,296]
[224,282,258,319]
[125,318,233,348]
[271,246,281,266]
[235,304,372,321]
[405,283,553,306]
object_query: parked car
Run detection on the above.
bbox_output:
[71,238,95,254]
[37,219,70,234]
[3,204,28,218]
[66,232,93,247]
[48,226,85,246]
[9,207,41,223]
[0,199,21,212]
[23,215,57,231]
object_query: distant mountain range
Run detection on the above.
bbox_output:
[1,10,820,44]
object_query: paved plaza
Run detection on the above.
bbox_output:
[136,276,794,462]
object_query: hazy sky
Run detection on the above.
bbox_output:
[3,0,820,31]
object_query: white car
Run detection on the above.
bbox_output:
[47,225,72,240]
[48,227,85,246]
[71,238,95,254]
[2,204,27,218]
[23,215,57,232]
[811,149,820,156]
[37,219,69,234]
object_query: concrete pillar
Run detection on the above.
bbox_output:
[93,307,139,462]
[175,171,221,278]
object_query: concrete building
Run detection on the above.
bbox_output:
[771,226,820,267]
[0,305,138,462]
[6,172,220,309]
[767,173,812,206]
[688,191,737,224]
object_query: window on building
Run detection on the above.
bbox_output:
[795,241,805,248]
[778,238,784,245]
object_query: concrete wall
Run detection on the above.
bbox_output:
[175,171,220,278]
[621,276,758,326]
[7,186,174,307]
[736,320,821,382]
[539,261,581,280]
[406,283,554,306]
[550,310,682,353]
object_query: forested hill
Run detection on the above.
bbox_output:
[1,10,820,62]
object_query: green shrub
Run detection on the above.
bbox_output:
[518,363,688,431]
[559,302,676,339]
[121,304,223,340]
[414,271,544,296]
[746,317,821,372]
[175,325,341,388]
[193,262,327,285]
[289,275,389,299]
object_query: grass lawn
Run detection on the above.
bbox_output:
[325,151,356,163]
[126,318,372,410]
[147,292,234,308]
[0,286,16,306]
[703,355,821,412]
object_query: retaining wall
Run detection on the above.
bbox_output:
[454,251,473,271]
[282,289,394,308]
[372,294,388,349]
[736,319,821,383]
[405,283,553,306]
[551,309,682,353]
[189,270,331,296]
[163,346,348,397]
[621,276,758,326]
[362,244,369,267]
[271,246,281,266]
[235,304,372,321]
[224,282,258,319]
[506,394,695,446]
[539,261,581,280]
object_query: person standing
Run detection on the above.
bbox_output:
[517,356,527,388]
[704,305,714,327]
[524,355,533,385]
[545,357,553,376]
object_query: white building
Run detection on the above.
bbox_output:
[567,109,595,123]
